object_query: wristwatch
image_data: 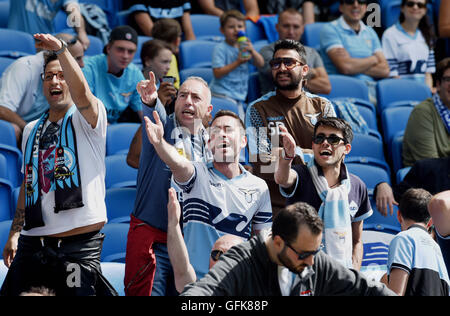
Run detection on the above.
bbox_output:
[54,39,67,55]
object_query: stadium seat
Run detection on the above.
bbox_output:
[190,14,222,40]
[347,133,386,162]
[115,9,131,27]
[0,153,7,180]
[396,166,411,184]
[247,72,261,104]
[376,78,432,115]
[0,120,17,147]
[0,1,9,29]
[0,56,13,76]
[0,144,23,188]
[105,187,136,223]
[106,123,140,156]
[391,132,404,175]
[179,40,217,69]
[381,106,413,150]
[0,28,36,58]
[133,35,152,67]
[105,154,138,189]
[331,97,377,131]
[365,200,401,234]
[0,219,12,251]
[211,96,240,118]
[0,179,13,221]
[300,22,326,51]
[179,67,213,84]
[100,223,129,262]
[323,74,370,102]
[85,35,104,56]
[100,262,125,296]
[245,20,267,42]
[346,160,391,195]
[54,10,68,32]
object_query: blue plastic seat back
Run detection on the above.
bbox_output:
[0,28,36,57]
[105,154,138,189]
[300,22,326,51]
[323,74,370,101]
[100,223,129,262]
[381,106,413,148]
[105,187,136,223]
[190,14,222,39]
[106,123,140,156]
[347,133,386,162]
[180,67,213,84]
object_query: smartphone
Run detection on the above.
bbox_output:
[162,76,176,84]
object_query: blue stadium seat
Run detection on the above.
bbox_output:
[179,40,217,69]
[190,14,222,40]
[332,97,378,131]
[391,131,404,176]
[105,154,138,189]
[133,35,152,67]
[364,201,401,234]
[396,166,411,184]
[381,106,413,150]
[106,123,140,156]
[323,74,370,101]
[100,223,129,262]
[347,133,386,162]
[54,10,68,32]
[0,120,17,147]
[247,72,261,104]
[346,160,391,195]
[115,9,131,27]
[100,262,125,296]
[0,219,12,254]
[85,35,104,56]
[0,153,7,181]
[376,78,432,115]
[0,179,13,221]
[300,22,326,51]
[0,28,36,59]
[211,96,240,118]
[179,67,213,84]
[105,187,136,223]
[0,1,9,29]
[245,20,267,42]
[0,144,23,188]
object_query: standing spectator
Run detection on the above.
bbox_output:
[428,190,450,273]
[144,108,272,278]
[320,0,389,103]
[382,0,436,91]
[209,10,264,117]
[125,0,196,40]
[1,33,112,296]
[259,8,331,95]
[259,1,317,25]
[180,202,395,296]
[191,0,260,18]
[8,0,90,49]
[402,57,450,166]
[0,33,85,143]
[82,25,145,124]
[124,73,213,296]
[246,39,335,216]
[382,189,450,296]
[275,117,372,269]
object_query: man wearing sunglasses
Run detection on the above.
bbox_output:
[275,117,372,270]
[246,39,335,218]
[320,0,389,102]
[181,201,394,296]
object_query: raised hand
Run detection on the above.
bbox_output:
[279,125,296,159]
[136,71,158,105]
[34,33,63,52]
[144,110,164,146]
[167,188,181,228]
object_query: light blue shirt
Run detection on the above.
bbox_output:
[82,54,145,123]
[8,0,76,34]
[210,41,250,102]
[320,16,382,82]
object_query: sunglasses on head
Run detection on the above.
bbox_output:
[286,243,323,260]
[269,57,304,70]
[405,1,427,9]
[342,0,368,5]
[210,249,224,262]
[312,133,347,146]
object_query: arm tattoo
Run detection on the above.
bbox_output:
[11,208,25,234]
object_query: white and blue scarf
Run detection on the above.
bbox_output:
[307,159,353,268]
[23,105,83,230]
[433,93,450,134]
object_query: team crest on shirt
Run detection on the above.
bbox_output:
[305,112,321,125]
[238,188,259,203]
[121,92,133,103]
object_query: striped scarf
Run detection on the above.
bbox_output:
[433,93,450,134]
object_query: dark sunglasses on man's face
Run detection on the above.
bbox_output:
[342,0,368,5]
[405,1,427,9]
[313,134,347,146]
[286,243,323,260]
[269,57,304,70]
[210,249,224,262]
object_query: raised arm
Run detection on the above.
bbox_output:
[34,33,99,128]
[428,190,450,237]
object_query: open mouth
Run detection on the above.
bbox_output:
[50,89,63,97]
[319,150,332,157]
[182,109,195,117]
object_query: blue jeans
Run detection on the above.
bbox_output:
[151,243,178,296]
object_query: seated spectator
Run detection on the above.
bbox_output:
[191,0,260,18]
[320,0,389,103]
[439,0,450,37]
[125,0,196,40]
[166,187,243,293]
[82,25,145,124]
[8,0,90,49]
[0,33,85,143]
[402,57,450,167]
[209,10,264,117]
[259,0,316,25]
[382,0,436,92]
[382,188,450,296]
[259,8,331,95]
[275,117,372,269]
[428,190,450,273]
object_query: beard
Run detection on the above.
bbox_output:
[277,246,308,275]
[273,71,303,91]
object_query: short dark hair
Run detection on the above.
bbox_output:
[152,18,182,43]
[272,202,323,244]
[436,57,450,84]
[219,9,246,28]
[399,188,433,224]
[313,117,354,144]
[43,51,58,73]
[140,39,172,65]
[210,109,245,131]
[273,39,307,64]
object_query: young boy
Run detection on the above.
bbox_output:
[209,10,264,117]
[383,188,450,296]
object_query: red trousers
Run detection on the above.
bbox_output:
[124,215,167,296]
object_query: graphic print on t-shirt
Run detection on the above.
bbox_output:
[38,122,60,193]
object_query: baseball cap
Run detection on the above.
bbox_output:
[103,25,138,54]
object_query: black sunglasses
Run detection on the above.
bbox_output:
[313,134,347,146]
[405,1,427,9]
[286,243,323,260]
[210,249,224,262]
[342,0,368,5]
[269,57,304,70]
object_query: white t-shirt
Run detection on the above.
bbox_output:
[20,100,107,236]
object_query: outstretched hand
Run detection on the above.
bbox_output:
[34,33,63,52]
[136,71,158,105]
[167,188,181,228]
[279,125,296,159]
[144,110,164,146]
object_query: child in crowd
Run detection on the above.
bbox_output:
[209,10,264,118]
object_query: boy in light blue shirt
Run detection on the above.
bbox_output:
[209,10,264,116]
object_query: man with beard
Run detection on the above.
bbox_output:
[181,201,394,296]
[245,39,335,217]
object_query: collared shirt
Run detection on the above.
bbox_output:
[320,16,382,81]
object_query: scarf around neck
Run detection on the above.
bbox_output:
[433,93,450,134]
[23,105,83,230]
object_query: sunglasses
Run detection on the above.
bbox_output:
[210,249,224,262]
[313,134,347,146]
[286,243,323,260]
[269,57,304,70]
[342,0,368,5]
[405,1,427,9]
